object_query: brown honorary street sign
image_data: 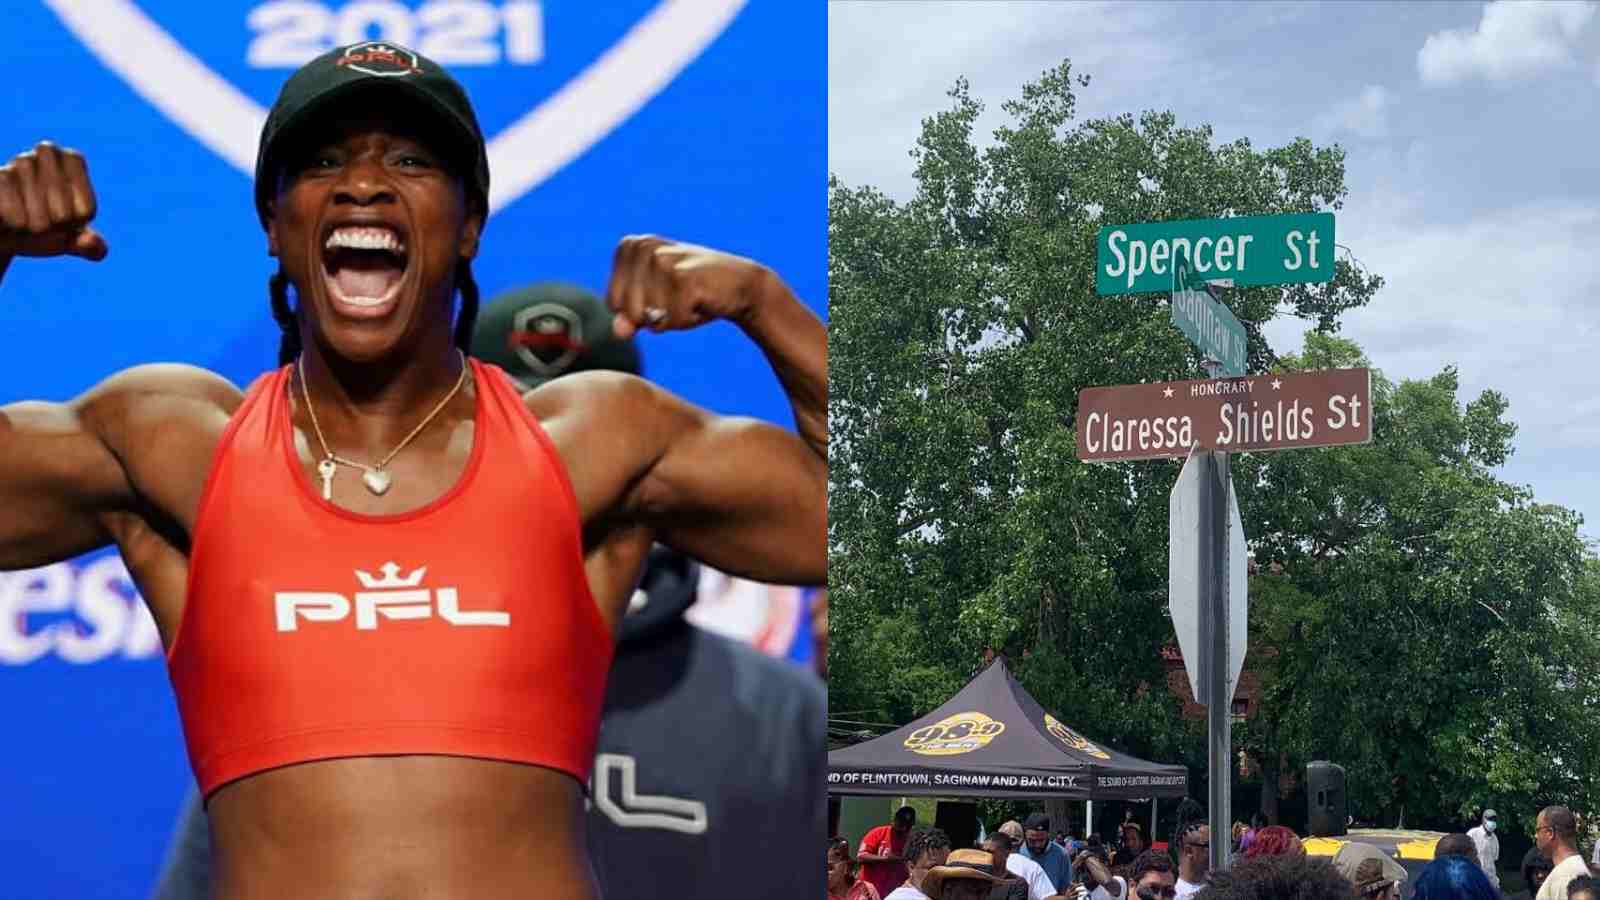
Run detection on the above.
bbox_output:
[1076,368,1372,463]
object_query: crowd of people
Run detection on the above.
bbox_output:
[829,807,1180,900]
[831,804,1600,900]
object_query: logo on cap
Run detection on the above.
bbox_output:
[509,303,588,377]
[337,41,423,78]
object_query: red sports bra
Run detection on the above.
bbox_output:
[166,359,613,797]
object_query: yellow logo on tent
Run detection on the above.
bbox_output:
[904,712,1006,756]
[1044,714,1111,760]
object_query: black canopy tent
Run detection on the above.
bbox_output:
[829,658,1189,800]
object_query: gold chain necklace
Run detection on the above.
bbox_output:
[296,351,470,500]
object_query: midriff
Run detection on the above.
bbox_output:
[205,756,598,900]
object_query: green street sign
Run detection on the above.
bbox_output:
[1096,212,1334,295]
[1172,248,1247,377]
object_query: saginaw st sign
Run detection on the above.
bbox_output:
[1075,368,1372,463]
[1171,247,1247,377]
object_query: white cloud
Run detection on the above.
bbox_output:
[1313,85,1390,138]
[1263,201,1600,457]
[1418,0,1596,86]
[828,1,1193,199]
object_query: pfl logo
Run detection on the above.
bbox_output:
[274,562,510,632]
[335,41,423,77]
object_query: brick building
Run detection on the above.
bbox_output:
[1160,643,1262,722]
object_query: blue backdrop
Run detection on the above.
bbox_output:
[0,2,823,895]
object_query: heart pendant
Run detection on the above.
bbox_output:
[362,469,392,496]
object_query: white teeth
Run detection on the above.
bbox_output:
[324,226,406,255]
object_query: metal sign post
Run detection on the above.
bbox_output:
[1204,447,1232,875]
[1193,356,1232,874]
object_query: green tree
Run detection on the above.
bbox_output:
[1236,333,1600,828]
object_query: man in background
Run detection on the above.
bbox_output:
[999,821,1059,898]
[860,806,920,899]
[1174,822,1209,899]
[1535,806,1591,900]
[1019,813,1073,890]
[151,284,827,900]
[1466,809,1501,887]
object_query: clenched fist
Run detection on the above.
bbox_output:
[0,141,107,261]
[605,235,775,339]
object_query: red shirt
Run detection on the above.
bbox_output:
[167,361,613,796]
[858,825,910,899]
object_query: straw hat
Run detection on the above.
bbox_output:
[920,848,1008,897]
[1332,842,1407,895]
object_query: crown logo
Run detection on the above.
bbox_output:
[354,562,427,589]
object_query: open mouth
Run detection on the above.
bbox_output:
[321,225,409,318]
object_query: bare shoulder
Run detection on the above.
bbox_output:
[56,364,246,483]
[74,363,242,428]
[0,364,246,569]
[522,370,692,432]
[81,363,243,409]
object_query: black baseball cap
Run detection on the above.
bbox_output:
[471,282,642,390]
[1025,813,1051,832]
[254,40,491,225]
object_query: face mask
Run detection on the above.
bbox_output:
[1486,820,1497,833]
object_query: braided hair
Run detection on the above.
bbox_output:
[905,827,951,867]
[270,269,298,365]
[271,261,481,366]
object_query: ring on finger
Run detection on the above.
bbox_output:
[643,307,667,325]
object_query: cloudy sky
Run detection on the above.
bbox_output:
[831,0,1600,540]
